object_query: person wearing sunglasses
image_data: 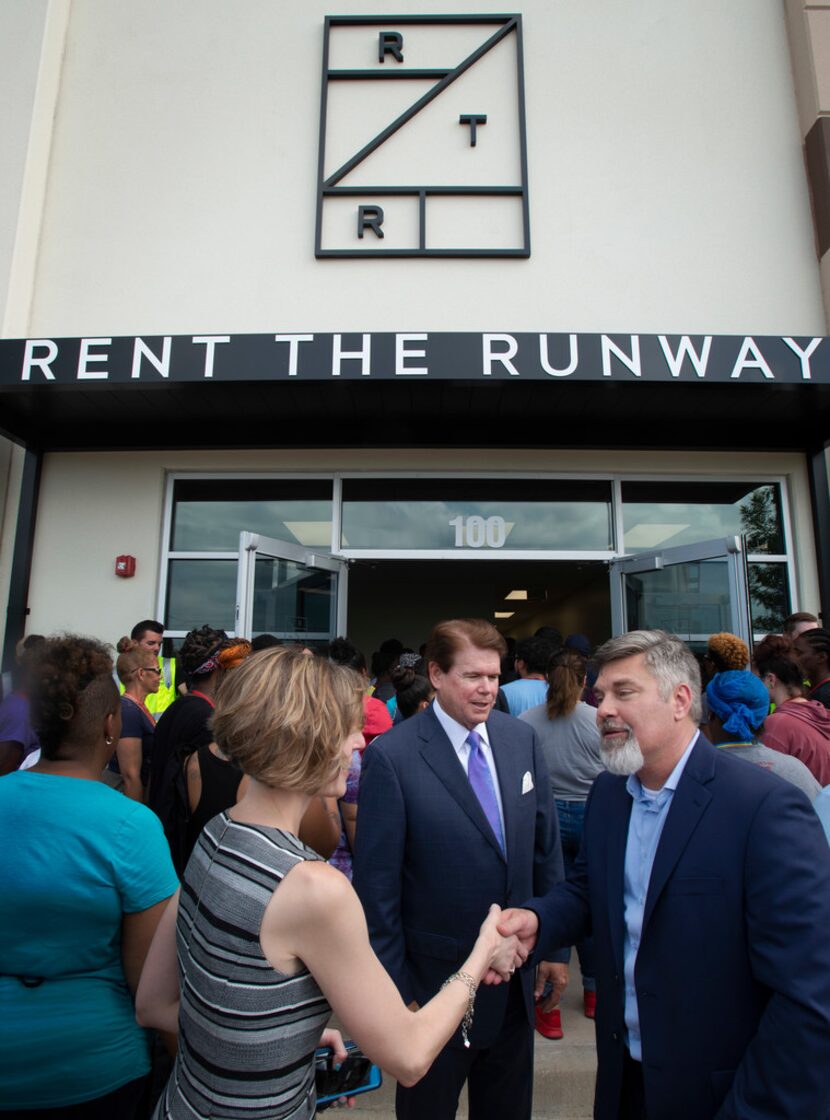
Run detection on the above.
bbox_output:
[109,637,161,801]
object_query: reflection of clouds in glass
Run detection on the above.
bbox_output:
[173,501,332,551]
[623,488,782,554]
[624,504,744,550]
[342,501,610,549]
[167,560,236,630]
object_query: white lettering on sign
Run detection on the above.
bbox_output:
[395,333,428,376]
[193,335,231,378]
[332,334,371,377]
[131,336,171,379]
[21,339,58,381]
[449,515,507,548]
[730,337,774,380]
[77,338,112,380]
[601,335,641,378]
[539,334,578,377]
[274,334,314,377]
[781,336,821,380]
[482,334,519,376]
[657,335,712,378]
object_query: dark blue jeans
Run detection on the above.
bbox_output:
[554,798,595,991]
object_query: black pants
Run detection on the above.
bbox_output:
[396,978,533,1120]
[619,1050,647,1120]
[0,1075,147,1120]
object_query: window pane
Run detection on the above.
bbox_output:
[166,560,236,632]
[252,557,336,639]
[748,562,790,635]
[171,479,332,551]
[621,482,784,554]
[624,559,732,645]
[341,479,612,551]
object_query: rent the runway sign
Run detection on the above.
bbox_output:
[1,333,829,384]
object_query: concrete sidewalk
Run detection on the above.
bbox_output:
[341,975,597,1119]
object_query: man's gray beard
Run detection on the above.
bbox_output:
[600,730,645,776]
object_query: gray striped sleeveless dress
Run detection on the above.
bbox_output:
[153,813,331,1119]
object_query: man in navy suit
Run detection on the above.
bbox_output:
[353,618,564,1120]
[496,629,830,1119]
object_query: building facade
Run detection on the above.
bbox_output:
[1,0,828,661]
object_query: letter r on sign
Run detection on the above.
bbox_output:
[358,206,385,239]
[379,32,404,62]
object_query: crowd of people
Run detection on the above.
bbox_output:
[1,610,830,1119]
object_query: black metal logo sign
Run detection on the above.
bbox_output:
[315,14,530,257]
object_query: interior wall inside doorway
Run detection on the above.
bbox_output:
[347,560,610,661]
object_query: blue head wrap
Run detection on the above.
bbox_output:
[706,670,770,740]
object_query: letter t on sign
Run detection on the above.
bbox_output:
[379,31,404,62]
[460,114,487,147]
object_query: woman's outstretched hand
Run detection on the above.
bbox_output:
[477,903,527,982]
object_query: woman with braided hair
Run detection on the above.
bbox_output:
[753,633,830,784]
[147,626,231,873]
[0,635,177,1117]
[794,626,830,709]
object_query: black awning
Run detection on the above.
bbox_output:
[1,376,828,452]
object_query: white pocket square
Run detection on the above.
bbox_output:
[521,771,534,794]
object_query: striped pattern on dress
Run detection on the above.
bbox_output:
[153,813,331,1120]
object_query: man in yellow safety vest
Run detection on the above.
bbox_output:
[125,619,179,716]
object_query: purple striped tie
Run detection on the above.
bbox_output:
[466,730,505,853]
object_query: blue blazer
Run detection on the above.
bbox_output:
[530,735,830,1119]
[353,704,563,1048]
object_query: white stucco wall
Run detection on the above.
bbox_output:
[25,448,820,642]
[18,0,825,338]
[4,1,827,642]
[0,0,49,330]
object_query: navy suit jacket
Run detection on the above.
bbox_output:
[530,735,830,1119]
[353,704,563,1048]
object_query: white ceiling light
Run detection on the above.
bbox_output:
[494,611,515,619]
[505,589,528,600]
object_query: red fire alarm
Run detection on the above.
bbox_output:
[115,555,136,578]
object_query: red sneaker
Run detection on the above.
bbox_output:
[535,1005,563,1039]
[583,990,596,1019]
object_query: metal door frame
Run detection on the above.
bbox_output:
[609,535,752,644]
[236,531,349,640]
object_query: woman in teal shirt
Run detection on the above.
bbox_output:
[0,635,178,1118]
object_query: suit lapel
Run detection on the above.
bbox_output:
[642,737,715,931]
[605,780,632,976]
[419,708,506,862]
[489,719,523,870]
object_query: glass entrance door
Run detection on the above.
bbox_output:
[235,532,348,643]
[609,536,752,648]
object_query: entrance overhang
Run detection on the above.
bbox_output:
[1,331,828,452]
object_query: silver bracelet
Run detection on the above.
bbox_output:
[441,969,478,1048]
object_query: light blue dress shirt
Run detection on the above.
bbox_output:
[814,785,830,846]
[623,732,698,1061]
[432,698,507,852]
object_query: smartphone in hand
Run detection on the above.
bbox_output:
[315,1040,382,1109]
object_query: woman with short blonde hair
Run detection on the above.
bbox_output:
[110,636,161,801]
[138,646,520,1120]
